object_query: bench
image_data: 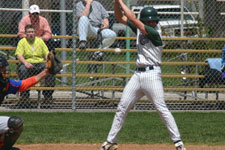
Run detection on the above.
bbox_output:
[1,34,225,102]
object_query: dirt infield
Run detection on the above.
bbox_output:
[16,143,225,150]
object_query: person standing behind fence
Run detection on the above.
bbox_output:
[101,1,186,150]
[76,0,116,49]
[18,4,55,52]
[15,24,55,107]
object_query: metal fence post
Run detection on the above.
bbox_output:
[60,0,68,86]
[72,0,77,111]
[126,0,131,82]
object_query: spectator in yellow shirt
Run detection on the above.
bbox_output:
[15,24,56,106]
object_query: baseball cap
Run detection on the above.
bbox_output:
[29,4,40,14]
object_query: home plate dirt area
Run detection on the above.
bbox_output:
[16,143,225,150]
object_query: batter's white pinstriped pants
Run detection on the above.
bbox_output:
[107,66,182,143]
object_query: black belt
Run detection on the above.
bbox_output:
[136,66,154,72]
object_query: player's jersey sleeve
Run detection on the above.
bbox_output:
[144,25,163,47]
[6,76,38,94]
[127,20,137,35]
[6,80,22,94]
[18,76,38,92]
[127,20,162,47]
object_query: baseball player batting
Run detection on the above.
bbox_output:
[101,1,186,150]
[0,53,62,150]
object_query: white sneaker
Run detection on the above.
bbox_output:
[101,141,118,150]
[175,141,186,150]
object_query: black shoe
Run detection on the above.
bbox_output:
[12,97,31,109]
[78,40,87,49]
[12,101,36,109]
[41,97,54,109]
[93,51,104,61]
[20,96,29,101]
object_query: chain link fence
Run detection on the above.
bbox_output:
[0,0,225,111]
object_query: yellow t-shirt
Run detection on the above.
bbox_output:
[15,37,49,63]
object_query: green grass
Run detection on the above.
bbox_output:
[0,112,225,145]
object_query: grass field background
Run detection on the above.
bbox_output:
[0,112,225,145]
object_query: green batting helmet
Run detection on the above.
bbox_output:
[140,7,160,22]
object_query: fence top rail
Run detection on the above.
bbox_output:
[1,34,225,41]
[7,59,208,65]
[5,99,224,103]
[9,72,205,78]
[59,49,222,53]
[76,61,208,65]
[0,47,222,53]
[28,86,225,92]
[0,8,73,13]
[0,46,223,53]
[1,8,198,15]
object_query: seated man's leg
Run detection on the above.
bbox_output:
[18,65,31,100]
[33,63,45,75]
[38,63,55,101]
[0,116,23,150]
[19,63,44,100]
[45,39,56,54]
[101,29,116,49]
[78,16,91,49]
[43,74,56,101]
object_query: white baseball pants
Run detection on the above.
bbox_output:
[107,66,181,143]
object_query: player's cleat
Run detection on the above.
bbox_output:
[101,141,118,150]
[175,141,186,150]
[176,146,186,150]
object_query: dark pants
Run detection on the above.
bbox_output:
[18,63,56,100]
[45,39,56,54]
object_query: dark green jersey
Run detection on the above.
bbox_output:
[127,20,163,47]
[127,20,163,66]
